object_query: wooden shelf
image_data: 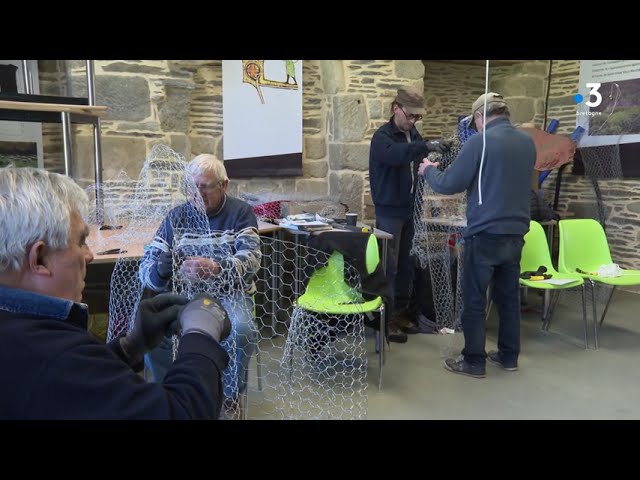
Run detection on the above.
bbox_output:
[0,98,107,124]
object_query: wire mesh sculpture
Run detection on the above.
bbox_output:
[102,145,371,419]
[412,134,466,334]
[106,145,188,343]
[577,138,624,228]
[271,239,369,420]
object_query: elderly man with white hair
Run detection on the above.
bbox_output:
[0,167,231,419]
[140,154,261,415]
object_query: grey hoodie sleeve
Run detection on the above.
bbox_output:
[424,141,480,195]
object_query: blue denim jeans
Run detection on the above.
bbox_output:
[145,294,256,398]
[460,233,524,366]
[375,215,415,313]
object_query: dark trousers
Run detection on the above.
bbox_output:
[375,215,415,314]
[461,233,524,366]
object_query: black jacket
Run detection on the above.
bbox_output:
[0,285,229,419]
[369,117,430,219]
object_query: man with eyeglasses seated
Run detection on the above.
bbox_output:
[368,86,451,343]
[139,154,261,419]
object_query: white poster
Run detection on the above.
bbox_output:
[577,60,640,147]
[0,60,43,168]
[223,60,302,161]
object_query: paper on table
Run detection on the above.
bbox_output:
[279,220,332,231]
[539,278,579,286]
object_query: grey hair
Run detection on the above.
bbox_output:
[185,154,229,183]
[0,167,89,273]
[486,105,511,118]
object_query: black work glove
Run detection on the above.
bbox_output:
[425,139,453,154]
[120,293,190,362]
[180,292,232,343]
[156,250,173,279]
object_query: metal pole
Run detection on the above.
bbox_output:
[86,60,104,225]
[21,60,33,94]
[61,112,73,177]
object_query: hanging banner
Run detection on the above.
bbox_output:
[222,60,303,177]
[576,60,640,147]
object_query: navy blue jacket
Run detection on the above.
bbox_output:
[424,117,536,238]
[369,117,430,219]
[0,285,229,419]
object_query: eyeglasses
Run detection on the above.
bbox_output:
[194,181,223,192]
[398,104,422,122]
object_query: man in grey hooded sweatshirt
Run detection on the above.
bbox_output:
[419,92,535,378]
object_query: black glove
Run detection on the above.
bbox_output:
[156,250,173,279]
[426,139,453,154]
[180,293,232,343]
[120,293,190,362]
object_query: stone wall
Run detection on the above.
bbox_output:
[545,60,640,272]
[34,60,640,272]
[422,60,640,273]
[422,60,550,136]
[37,60,428,222]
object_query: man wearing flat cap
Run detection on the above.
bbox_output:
[418,92,536,378]
[369,86,451,343]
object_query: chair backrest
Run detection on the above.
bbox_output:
[521,220,554,273]
[558,219,613,273]
[304,250,352,299]
[365,234,379,275]
[304,235,375,300]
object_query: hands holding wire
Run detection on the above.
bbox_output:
[425,138,453,154]
[418,158,440,176]
[180,256,222,280]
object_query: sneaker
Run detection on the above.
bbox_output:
[387,326,408,343]
[487,350,518,371]
[443,356,486,378]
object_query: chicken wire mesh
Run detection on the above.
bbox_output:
[84,170,134,231]
[256,236,369,420]
[576,139,624,228]
[99,146,371,419]
[412,136,466,356]
[106,145,188,343]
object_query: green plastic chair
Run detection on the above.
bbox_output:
[558,219,640,349]
[294,234,386,390]
[520,221,588,347]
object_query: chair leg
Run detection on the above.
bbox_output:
[485,299,493,322]
[599,286,616,327]
[242,366,249,420]
[590,280,599,350]
[284,307,302,382]
[542,290,551,331]
[378,304,385,391]
[256,349,263,392]
[546,290,562,330]
[485,283,493,321]
[580,284,588,349]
